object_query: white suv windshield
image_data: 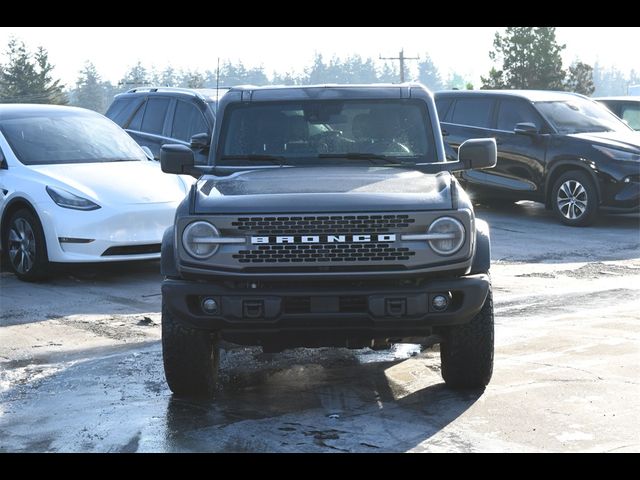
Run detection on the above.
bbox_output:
[0,110,147,165]
[218,99,435,165]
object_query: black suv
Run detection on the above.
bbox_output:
[106,87,226,163]
[435,90,640,226]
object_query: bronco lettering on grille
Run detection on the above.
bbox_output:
[251,234,397,244]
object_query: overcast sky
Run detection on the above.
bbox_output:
[0,27,638,87]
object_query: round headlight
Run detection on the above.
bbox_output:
[182,221,220,259]
[427,217,465,255]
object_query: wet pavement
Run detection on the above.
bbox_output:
[1,202,639,452]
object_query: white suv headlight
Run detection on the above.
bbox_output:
[427,217,465,255]
[182,221,221,259]
[46,186,100,211]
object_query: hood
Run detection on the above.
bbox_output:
[31,161,187,205]
[194,166,453,214]
[570,130,640,152]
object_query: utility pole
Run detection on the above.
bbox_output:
[379,49,419,83]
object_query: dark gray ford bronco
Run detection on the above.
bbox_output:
[160,84,497,397]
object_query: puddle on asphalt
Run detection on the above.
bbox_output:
[0,342,460,452]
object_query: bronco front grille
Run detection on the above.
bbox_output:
[232,243,416,264]
[231,214,416,235]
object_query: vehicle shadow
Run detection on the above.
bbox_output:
[0,342,482,452]
[163,347,483,452]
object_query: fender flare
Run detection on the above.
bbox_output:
[161,226,179,278]
[470,218,491,275]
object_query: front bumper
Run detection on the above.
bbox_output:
[596,159,640,212]
[162,274,490,339]
[38,200,178,263]
[600,179,640,213]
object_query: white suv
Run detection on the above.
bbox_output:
[0,104,189,281]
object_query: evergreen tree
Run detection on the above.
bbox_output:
[245,66,269,85]
[417,54,443,91]
[71,62,107,112]
[160,66,178,87]
[446,72,468,90]
[0,38,66,104]
[565,61,595,96]
[340,55,379,83]
[482,27,566,90]
[220,60,248,85]
[271,71,299,85]
[305,54,329,84]
[119,61,148,89]
[592,63,630,96]
[378,62,398,83]
[179,70,205,88]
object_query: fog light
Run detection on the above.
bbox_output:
[201,297,219,315]
[432,294,450,312]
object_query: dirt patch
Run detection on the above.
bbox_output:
[557,262,640,279]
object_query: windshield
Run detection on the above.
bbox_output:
[620,103,640,130]
[218,99,435,166]
[0,110,147,165]
[535,97,631,134]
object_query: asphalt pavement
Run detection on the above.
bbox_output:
[1,201,638,452]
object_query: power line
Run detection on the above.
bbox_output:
[379,49,419,83]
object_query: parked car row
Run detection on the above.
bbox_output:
[435,90,640,226]
[1,86,638,283]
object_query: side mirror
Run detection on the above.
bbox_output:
[140,146,154,161]
[458,138,497,170]
[0,150,7,169]
[161,144,196,175]
[514,122,539,136]
[190,132,211,150]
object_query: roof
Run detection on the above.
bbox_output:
[435,89,588,102]
[193,88,230,101]
[222,83,432,102]
[231,83,420,89]
[595,96,640,102]
[120,86,230,102]
[228,83,424,92]
[0,104,95,118]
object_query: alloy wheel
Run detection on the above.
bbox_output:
[556,180,588,220]
[8,217,36,274]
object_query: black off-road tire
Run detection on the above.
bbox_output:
[162,302,220,398]
[440,288,494,389]
[4,208,49,282]
[551,170,598,227]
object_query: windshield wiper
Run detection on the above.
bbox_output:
[317,153,403,165]
[576,128,613,133]
[220,154,287,166]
